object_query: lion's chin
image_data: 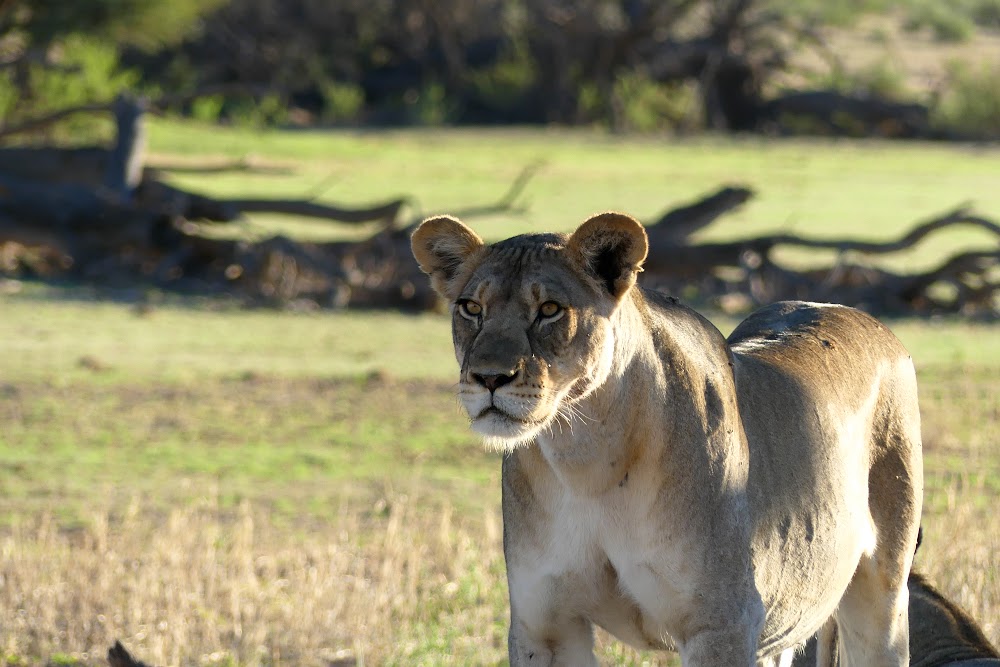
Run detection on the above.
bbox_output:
[471,408,548,452]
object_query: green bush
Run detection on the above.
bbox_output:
[932,60,1000,137]
[576,74,701,133]
[225,93,289,128]
[967,0,1000,27]
[410,81,457,126]
[320,81,365,124]
[190,94,225,123]
[575,81,603,125]
[855,59,912,100]
[3,35,142,142]
[811,59,911,101]
[27,36,139,105]
[612,73,701,133]
[184,92,292,128]
[0,75,19,122]
[903,2,975,42]
[20,0,226,52]
[467,44,537,118]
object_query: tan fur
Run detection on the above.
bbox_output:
[411,213,924,667]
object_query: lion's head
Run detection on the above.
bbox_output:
[411,212,648,450]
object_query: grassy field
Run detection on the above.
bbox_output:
[1,121,998,666]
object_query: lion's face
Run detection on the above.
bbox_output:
[411,213,648,450]
[449,238,618,447]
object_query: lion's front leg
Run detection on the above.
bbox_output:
[508,614,598,667]
[679,624,758,667]
[675,588,765,667]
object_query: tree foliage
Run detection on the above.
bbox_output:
[1,0,224,50]
[0,0,223,139]
[0,0,997,138]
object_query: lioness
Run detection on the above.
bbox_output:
[411,212,923,666]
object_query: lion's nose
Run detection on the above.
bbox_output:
[472,370,518,392]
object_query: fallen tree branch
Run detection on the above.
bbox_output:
[146,158,295,176]
[761,206,1000,254]
[227,196,409,226]
[645,204,1000,274]
[646,184,754,244]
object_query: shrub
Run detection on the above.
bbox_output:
[466,44,537,120]
[4,35,142,142]
[809,58,911,101]
[410,81,457,126]
[612,73,702,133]
[931,59,1000,137]
[190,95,225,124]
[967,0,1000,27]
[225,93,290,128]
[903,2,975,43]
[855,59,913,101]
[320,81,365,124]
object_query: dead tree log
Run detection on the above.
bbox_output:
[105,94,147,198]
[0,110,538,310]
[640,193,999,317]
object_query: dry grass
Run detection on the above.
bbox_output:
[919,491,1000,645]
[787,12,1000,94]
[1,492,511,666]
[0,482,995,667]
[911,364,1000,646]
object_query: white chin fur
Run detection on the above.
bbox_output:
[471,412,547,452]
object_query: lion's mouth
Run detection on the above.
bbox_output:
[468,403,552,450]
[459,388,555,449]
[475,405,533,424]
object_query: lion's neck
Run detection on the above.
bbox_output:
[534,296,662,496]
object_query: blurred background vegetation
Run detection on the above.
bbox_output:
[3,0,1000,140]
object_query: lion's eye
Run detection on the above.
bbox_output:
[458,300,482,318]
[538,301,561,319]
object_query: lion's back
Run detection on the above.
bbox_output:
[726,300,918,460]
[727,301,914,405]
[728,301,908,363]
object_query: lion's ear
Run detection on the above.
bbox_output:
[411,215,485,299]
[568,212,648,300]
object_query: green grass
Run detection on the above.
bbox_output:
[1,290,456,383]
[1,290,995,528]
